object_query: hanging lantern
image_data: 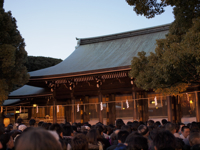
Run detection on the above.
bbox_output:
[19,106,22,113]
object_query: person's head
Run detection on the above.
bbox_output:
[138,124,149,137]
[63,124,73,136]
[117,130,129,144]
[175,137,185,150]
[38,121,44,127]
[189,132,200,146]
[126,133,148,150]
[0,133,12,150]
[153,130,176,150]
[49,123,63,137]
[161,119,167,126]
[29,119,36,127]
[86,129,99,145]
[132,121,139,131]
[6,125,13,132]
[116,119,125,129]
[18,124,27,132]
[106,125,113,135]
[181,126,190,138]
[15,128,62,150]
[95,124,104,136]
[147,120,154,126]
[121,125,131,133]
[165,123,176,134]
[41,123,50,130]
[72,133,88,150]
[16,118,23,124]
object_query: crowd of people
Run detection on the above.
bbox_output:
[0,118,200,150]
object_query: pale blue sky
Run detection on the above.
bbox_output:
[4,1,174,60]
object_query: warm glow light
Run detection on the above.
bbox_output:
[89,112,91,115]
[156,107,158,109]
[16,110,20,113]
[190,100,193,104]
[33,104,37,107]
[123,107,125,110]
[151,101,155,104]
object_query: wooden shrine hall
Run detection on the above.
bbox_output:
[3,24,200,125]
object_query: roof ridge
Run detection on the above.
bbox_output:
[76,23,170,45]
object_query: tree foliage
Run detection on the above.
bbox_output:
[128,0,200,95]
[0,2,29,103]
[26,56,62,72]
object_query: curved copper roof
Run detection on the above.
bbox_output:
[29,24,169,79]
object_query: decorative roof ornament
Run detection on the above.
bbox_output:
[75,38,81,49]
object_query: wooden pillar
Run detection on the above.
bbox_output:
[53,100,57,123]
[71,98,75,123]
[64,100,72,123]
[98,91,103,123]
[167,96,172,122]
[107,94,116,125]
[28,108,32,120]
[137,92,148,122]
[195,91,200,122]
[83,96,90,123]
[132,91,137,121]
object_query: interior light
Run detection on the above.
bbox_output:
[123,107,125,110]
[33,104,37,107]
[190,100,193,104]
[151,101,155,104]
[15,110,20,113]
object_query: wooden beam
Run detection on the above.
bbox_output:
[195,91,200,122]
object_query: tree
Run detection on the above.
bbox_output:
[0,1,29,103]
[127,0,200,95]
[26,56,62,72]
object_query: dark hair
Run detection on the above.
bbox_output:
[72,133,88,150]
[161,119,167,125]
[6,124,13,133]
[116,119,125,129]
[86,129,99,145]
[121,125,131,133]
[138,125,149,136]
[38,121,44,127]
[165,123,176,133]
[49,123,63,135]
[175,137,185,150]
[132,121,139,131]
[63,124,73,136]
[189,132,200,146]
[72,125,77,132]
[95,124,103,135]
[117,130,129,143]
[16,118,23,124]
[126,134,148,150]
[41,123,50,130]
[106,126,113,135]
[175,124,180,133]
[15,128,62,150]
[0,133,11,150]
[153,130,176,150]
[147,120,154,126]
[29,119,36,126]
[181,126,190,132]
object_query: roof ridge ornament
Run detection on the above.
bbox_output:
[75,38,81,49]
